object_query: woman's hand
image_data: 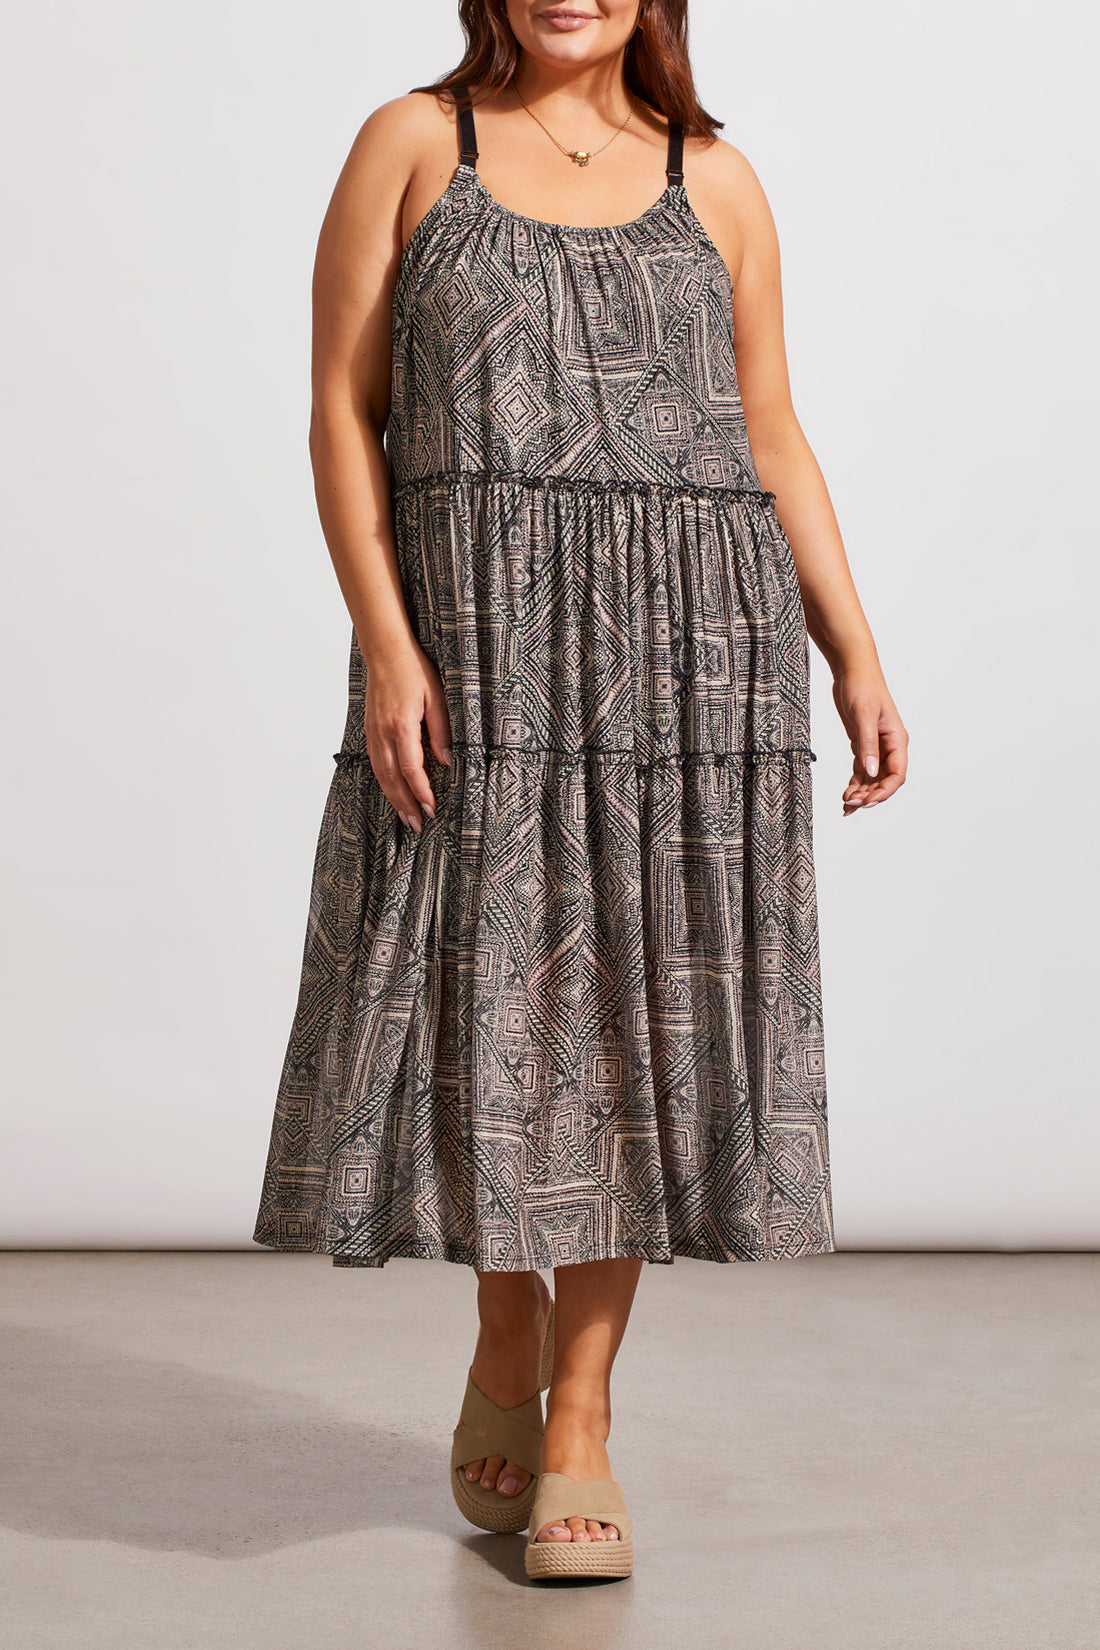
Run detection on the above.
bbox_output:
[831,665,909,816]
[362,640,453,832]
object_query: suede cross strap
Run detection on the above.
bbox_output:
[451,1370,545,1480]
[528,1471,633,1542]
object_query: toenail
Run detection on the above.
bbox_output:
[548,1526,567,1537]
[498,1476,518,1494]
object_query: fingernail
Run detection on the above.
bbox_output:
[441,747,453,765]
[498,1476,518,1495]
[866,757,879,778]
[423,802,435,819]
[397,812,408,827]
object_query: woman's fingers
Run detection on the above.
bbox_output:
[843,719,908,813]
[362,645,454,830]
[369,730,423,825]
[852,708,886,784]
[830,663,908,815]
[393,718,437,828]
[862,738,907,807]
[423,691,454,771]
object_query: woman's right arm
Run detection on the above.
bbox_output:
[308,95,452,832]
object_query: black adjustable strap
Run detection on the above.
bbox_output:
[455,84,478,168]
[666,120,684,185]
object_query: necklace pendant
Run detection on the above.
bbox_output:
[569,150,592,167]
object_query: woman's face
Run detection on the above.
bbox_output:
[504,1,643,68]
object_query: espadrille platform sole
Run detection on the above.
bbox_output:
[525,1471,634,1579]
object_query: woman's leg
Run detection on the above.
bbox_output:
[456,1256,643,1543]
[534,1257,643,1543]
[456,1268,553,1500]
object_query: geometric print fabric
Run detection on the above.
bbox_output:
[251,100,836,1269]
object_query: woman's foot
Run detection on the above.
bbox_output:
[458,1272,552,1502]
[532,1389,620,1543]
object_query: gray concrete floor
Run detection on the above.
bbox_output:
[0,1251,1096,1650]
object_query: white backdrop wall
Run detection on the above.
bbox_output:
[1,1,1096,1249]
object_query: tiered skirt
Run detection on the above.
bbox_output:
[251,473,835,1269]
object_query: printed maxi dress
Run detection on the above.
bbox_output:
[252,94,837,1271]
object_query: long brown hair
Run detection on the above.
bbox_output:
[408,0,723,142]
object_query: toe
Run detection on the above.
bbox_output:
[479,1454,505,1489]
[496,1459,531,1497]
[585,1519,606,1540]
[565,1517,591,1541]
[461,1457,486,1483]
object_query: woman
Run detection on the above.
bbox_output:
[252,0,908,1580]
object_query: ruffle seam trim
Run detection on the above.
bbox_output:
[390,468,776,507]
[334,745,816,767]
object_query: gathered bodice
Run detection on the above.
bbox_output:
[386,105,765,499]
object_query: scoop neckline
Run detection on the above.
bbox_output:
[466,166,678,236]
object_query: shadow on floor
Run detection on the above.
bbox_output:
[0,1324,459,1557]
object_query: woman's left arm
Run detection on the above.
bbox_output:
[698,142,909,816]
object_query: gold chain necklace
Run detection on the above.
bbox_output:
[513,85,635,168]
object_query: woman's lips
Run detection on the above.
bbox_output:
[540,9,597,28]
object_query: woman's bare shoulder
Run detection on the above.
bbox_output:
[340,89,457,189]
[686,131,777,230]
[315,89,457,267]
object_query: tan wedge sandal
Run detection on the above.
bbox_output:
[524,1471,635,1578]
[450,1298,555,1534]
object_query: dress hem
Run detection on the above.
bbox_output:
[250,1234,839,1271]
